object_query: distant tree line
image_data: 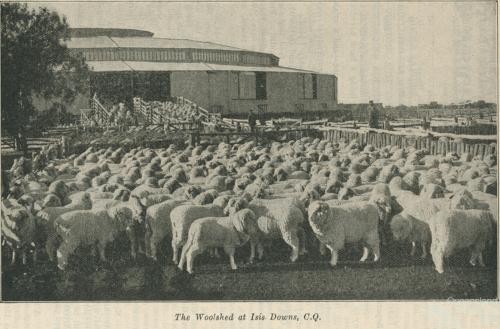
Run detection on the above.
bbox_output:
[387,100,497,111]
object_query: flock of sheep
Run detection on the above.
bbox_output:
[1,136,497,279]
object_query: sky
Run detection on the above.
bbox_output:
[32,1,497,106]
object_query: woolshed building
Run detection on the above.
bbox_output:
[64,28,338,118]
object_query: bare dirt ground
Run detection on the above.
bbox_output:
[2,238,497,301]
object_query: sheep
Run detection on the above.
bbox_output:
[54,205,136,270]
[92,193,148,258]
[205,175,229,192]
[140,193,171,207]
[42,194,62,207]
[163,178,182,194]
[468,190,498,223]
[143,199,187,261]
[192,190,218,205]
[420,183,445,199]
[130,183,170,199]
[1,205,37,265]
[307,201,380,267]
[402,171,421,194]
[224,197,306,263]
[213,195,232,209]
[390,212,431,259]
[243,182,267,199]
[429,209,495,274]
[183,185,204,200]
[37,192,93,262]
[170,204,226,264]
[399,190,474,227]
[178,209,259,274]
[47,180,71,205]
[377,164,399,183]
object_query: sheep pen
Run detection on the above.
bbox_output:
[1,133,497,301]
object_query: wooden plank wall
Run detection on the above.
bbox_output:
[322,127,497,160]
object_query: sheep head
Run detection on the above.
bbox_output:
[213,195,232,209]
[224,197,248,216]
[420,183,445,199]
[231,209,259,241]
[42,194,62,208]
[163,179,181,194]
[108,206,135,230]
[18,195,35,213]
[48,180,69,199]
[345,174,362,188]
[2,208,35,249]
[449,189,475,210]
[113,188,131,201]
[338,187,356,200]
[299,189,320,208]
[369,183,393,222]
[78,193,93,208]
[184,185,203,200]
[3,208,29,232]
[325,179,342,194]
[193,191,215,205]
[307,201,331,233]
[389,213,413,241]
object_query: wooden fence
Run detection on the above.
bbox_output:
[191,128,320,146]
[431,124,497,136]
[1,136,59,153]
[321,127,497,159]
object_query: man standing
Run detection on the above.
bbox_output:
[367,100,379,128]
[248,109,257,133]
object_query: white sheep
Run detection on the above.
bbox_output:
[130,184,170,199]
[390,212,431,259]
[429,209,495,274]
[178,209,259,274]
[94,195,147,259]
[1,202,37,265]
[307,201,380,267]
[140,193,171,207]
[37,192,93,261]
[143,199,186,261]
[399,191,475,227]
[54,205,136,270]
[225,197,306,263]
[170,204,226,264]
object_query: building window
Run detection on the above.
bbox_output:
[255,72,267,100]
[231,72,267,100]
[298,73,317,99]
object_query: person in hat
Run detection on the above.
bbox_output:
[248,110,257,133]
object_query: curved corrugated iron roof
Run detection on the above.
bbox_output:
[66,36,254,52]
